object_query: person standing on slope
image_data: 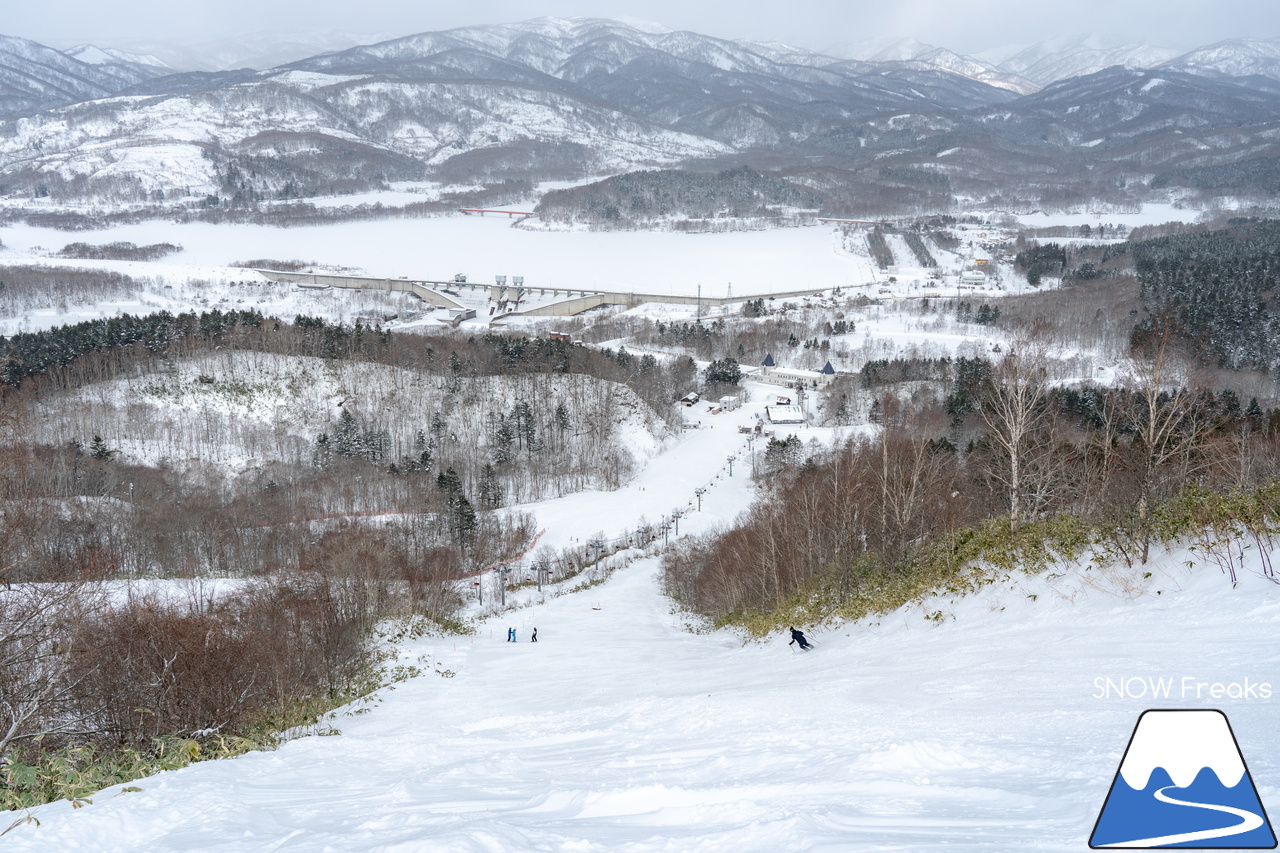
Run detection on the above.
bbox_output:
[508,627,516,642]
[531,627,538,643]
[788,627,812,651]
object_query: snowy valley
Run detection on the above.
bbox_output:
[1,13,1280,853]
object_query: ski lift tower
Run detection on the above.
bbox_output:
[497,566,513,606]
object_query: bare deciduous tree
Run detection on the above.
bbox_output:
[1117,337,1208,564]
[876,395,953,560]
[979,327,1054,531]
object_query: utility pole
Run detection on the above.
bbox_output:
[695,487,705,512]
[727,455,734,477]
[661,520,671,548]
[672,509,683,536]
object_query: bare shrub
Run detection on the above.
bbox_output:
[0,582,106,761]
[77,599,281,742]
[68,527,462,747]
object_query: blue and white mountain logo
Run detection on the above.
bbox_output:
[1090,709,1276,848]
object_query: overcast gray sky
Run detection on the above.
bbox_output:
[15,0,1280,60]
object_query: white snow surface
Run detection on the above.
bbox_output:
[4,392,1280,850]
[1012,203,1198,229]
[0,217,879,297]
[1,205,1275,851]
[5,537,1279,850]
[1118,710,1246,790]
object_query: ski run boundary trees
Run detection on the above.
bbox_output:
[664,358,1280,633]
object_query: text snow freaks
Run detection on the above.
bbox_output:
[1093,676,1273,701]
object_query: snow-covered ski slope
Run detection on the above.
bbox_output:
[5,535,1279,851]
[4,378,1279,853]
[2,211,1277,848]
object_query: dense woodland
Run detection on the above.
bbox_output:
[1,312,695,570]
[0,265,142,316]
[0,180,537,231]
[1008,221,1280,372]
[1152,155,1280,196]
[0,309,697,798]
[533,167,823,230]
[55,242,182,262]
[865,227,894,269]
[665,339,1280,628]
[660,222,1280,629]
[1014,242,1068,286]
[1122,220,1280,371]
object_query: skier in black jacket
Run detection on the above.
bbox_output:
[788,627,812,650]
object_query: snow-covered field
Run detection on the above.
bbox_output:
[0,216,867,296]
[1011,202,1200,230]
[0,212,1031,305]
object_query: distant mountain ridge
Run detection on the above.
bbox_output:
[61,31,403,74]
[0,33,169,117]
[1,19,1280,212]
[979,35,1185,88]
[832,34,1280,92]
[66,45,169,69]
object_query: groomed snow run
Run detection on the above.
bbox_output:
[4,529,1280,850]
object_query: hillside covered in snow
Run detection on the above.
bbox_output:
[1,21,1280,213]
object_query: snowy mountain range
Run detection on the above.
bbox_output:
[836,34,1280,91]
[975,35,1185,89]
[0,33,169,118]
[74,31,401,74]
[2,19,1280,209]
[65,45,168,70]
